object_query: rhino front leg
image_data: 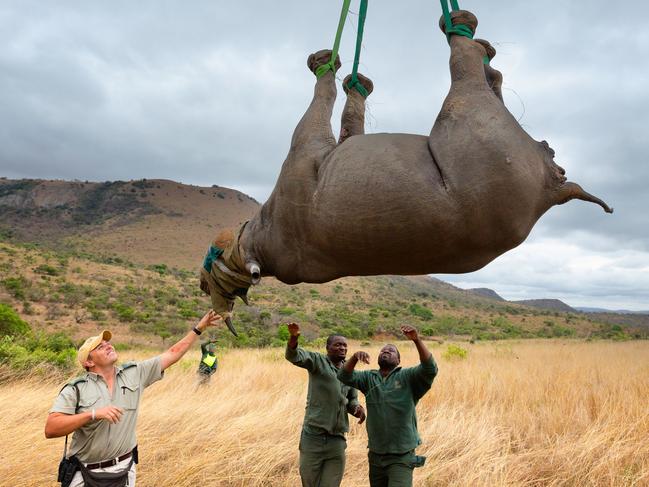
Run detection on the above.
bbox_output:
[475,39,504,102]
[438,10,505,103]
[338,73,374,144]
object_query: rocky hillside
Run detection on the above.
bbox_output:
[1,177,646,341]
[512,299,577,313]
[1,241,646,349]
[0,178,259,270]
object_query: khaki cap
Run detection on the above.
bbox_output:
[77,330,112,366]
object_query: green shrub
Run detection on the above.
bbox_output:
[34,264,61,276]
[408,303,433,320]
[150,264,169,275]
[2,276,29,300]
[0,331,77,371]
[442,344,468,360]
[0,303,31,337]
[112,303,136,322]
[276,323,290,341]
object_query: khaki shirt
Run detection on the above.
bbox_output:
[50,357,163,463]
[286,345,360,437]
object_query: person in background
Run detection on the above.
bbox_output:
[197,338,219,385]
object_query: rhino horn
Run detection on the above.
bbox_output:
[237,289,249,306]
[224,316,238,337]
[558,182,613,214]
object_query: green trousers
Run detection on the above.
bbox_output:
[299,429,347,487]
[368,451,423,487]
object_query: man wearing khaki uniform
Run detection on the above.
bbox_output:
[285,322,366,487]
[45,310,224,486]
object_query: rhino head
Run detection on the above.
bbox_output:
[199,226,261,337]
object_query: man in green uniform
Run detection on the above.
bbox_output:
[45,310,224,487]
[337,325,438,487]
[197,339,218,385]
[285,322,366,487]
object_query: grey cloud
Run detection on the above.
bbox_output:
[1,0,647,308]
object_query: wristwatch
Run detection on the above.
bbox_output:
[192,326,202,335]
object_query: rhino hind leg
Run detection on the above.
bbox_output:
[338,73,374,144]
[288,50,341,158]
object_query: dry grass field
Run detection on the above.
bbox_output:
[1,340,648,487]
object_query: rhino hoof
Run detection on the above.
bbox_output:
[474,39,496,61]
[438,10,478,36]
[342,73,374,97]
[308,49,341,74]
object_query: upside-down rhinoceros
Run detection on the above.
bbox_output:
[201,9,612,336]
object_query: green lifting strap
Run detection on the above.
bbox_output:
[316,0,353,79]
[440,0,474,42]
[345,0,369,97]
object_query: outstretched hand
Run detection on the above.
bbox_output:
[198,310,224,331]
[401,325,419,341]
[288,323,300,337]
[352,351,370,364]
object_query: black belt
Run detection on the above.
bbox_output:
[85,450,132,470]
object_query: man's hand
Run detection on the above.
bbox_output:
[288,323,300,337]
[95,405,124,424]
[353,405,366,424]
[197,310,224,332]
[287,322,300,349]
[352,351,370,364]
[401,325,419,342]
[343,350,369,373]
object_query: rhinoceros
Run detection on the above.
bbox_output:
[200,9,612,335]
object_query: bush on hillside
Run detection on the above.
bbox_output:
[2,277,29,300]
[408,303,433,321]
[0,327,77,372]
[0,303,31,337]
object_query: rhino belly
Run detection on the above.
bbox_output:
[308,133,497,276]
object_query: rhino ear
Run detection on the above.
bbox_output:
[199,274,211,295]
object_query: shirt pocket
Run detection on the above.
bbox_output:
[114,383,140,410]
[77,394,101,412]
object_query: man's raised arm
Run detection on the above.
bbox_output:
[401,325,433,364]
[159,310,223,371]
[337,351,370,392]
[342,351,370,373]
[284,322,317,371]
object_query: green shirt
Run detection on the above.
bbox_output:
[50,357,163,463]
[337,356,438,454]
[285,345,360,437]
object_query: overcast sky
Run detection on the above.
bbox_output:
[1,1,647,310]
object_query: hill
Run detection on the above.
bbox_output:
[0,177,259,270]
[512,299,577,313]
[1,240,645,354]
[1,177,646,348]
[468,288,505,301]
